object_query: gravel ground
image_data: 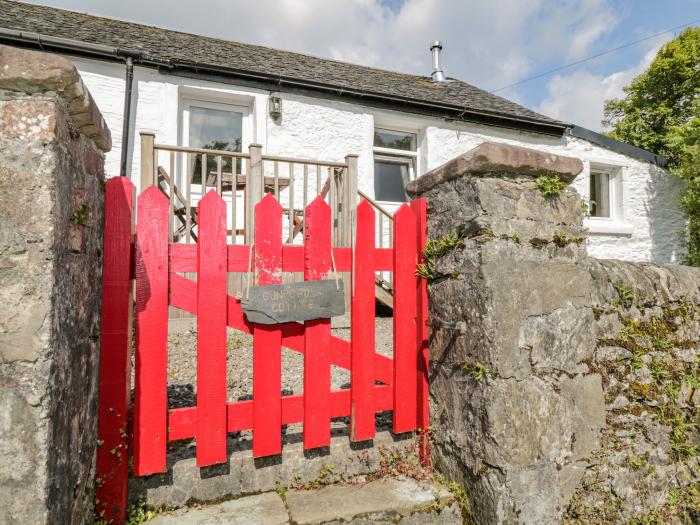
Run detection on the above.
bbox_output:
[165,315,393,407]
[137,316,396,444]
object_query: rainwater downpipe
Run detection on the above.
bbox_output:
[119,56,134,177]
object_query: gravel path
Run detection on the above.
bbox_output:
[162,316,394,409]
[144,316,395,443]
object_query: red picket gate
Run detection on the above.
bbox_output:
[95,178,429,524]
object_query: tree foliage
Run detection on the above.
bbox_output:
[603,27,700,264]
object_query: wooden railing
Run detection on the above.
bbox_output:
[139,131,358,247]
[358,190,395,308]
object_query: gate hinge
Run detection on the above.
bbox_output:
[426,317,466,334]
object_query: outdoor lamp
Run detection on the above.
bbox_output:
[269,94,282,120]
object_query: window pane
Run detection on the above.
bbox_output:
[374,160,409,202]
[374,129,416,151]
[589,172,611,218]
[188,105,243,184]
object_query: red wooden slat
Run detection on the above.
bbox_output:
[303,196,332,449]
[133,185,169,475]
[351,200,376,441]
[168,385,394,440]
[392,204,419,433]
[228,245,251,271]
[331,247,352,271]
[374,249,393,271]
[96,177,135,524]
[170,244,353,273]
[253,193,283,457]
[196,191,228,466]
[170,243,196,272]
[411,198,431,466]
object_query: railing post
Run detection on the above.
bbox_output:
[140,131,156,192]
[246,143,264,243]
[342,154,358,313]
[342,154,359,248]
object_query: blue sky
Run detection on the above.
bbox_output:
[23,0,700,130]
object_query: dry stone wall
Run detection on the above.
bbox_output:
[565,260,699,524]
[407,142,698,524]
[0,45,110,524]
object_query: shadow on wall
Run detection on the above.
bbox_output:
[645,165,686,263]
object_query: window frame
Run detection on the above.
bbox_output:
[585,162,633,235]
[588,169,612,219]
[372,126,419,204]
[179,97,253,192]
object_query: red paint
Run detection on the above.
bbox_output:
[253,194,283,457]
[104,187,430,512]
[169,244,352,273]
[392,204,419,434]
[351,200,376,441]
[167,384,394,439]
[96,178,135,524]
[303,197,332,449]
[133,185,169,475]
[411,198,431,467]
[196,191,228,466]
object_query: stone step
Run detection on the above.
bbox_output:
[147,478,461,525]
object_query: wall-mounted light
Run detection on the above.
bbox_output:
[269,94,282,121]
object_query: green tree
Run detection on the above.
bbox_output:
[603,27,700,264]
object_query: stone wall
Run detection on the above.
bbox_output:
[0,45,110,524]
[566,260,699,523]
[406,142,698,524]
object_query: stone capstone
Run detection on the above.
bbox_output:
[405,141,583,195]
[0,44,111,151]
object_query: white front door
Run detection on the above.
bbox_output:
[181,98,252,239]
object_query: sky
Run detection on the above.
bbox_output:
[22,0,700,131]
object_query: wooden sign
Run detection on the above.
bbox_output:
[241,279,345,324]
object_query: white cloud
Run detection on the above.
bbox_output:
[535,44,661,130]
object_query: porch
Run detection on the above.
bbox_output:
[140,131,396,309]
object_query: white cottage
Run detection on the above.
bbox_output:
[0,0,686,264]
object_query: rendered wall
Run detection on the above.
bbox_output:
[0,45,110,524]
[68,57,684,263]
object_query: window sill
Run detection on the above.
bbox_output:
[585,219,634,236]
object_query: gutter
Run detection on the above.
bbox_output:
[568,126,669,167]
[119,57,134,177]
[0,27,568,137]
[0,28,157,177]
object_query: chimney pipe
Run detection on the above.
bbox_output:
[430,40,445,81]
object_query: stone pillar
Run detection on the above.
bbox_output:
[406,143,605,524]
[0,45,111,524]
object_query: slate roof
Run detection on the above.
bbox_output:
[0,0,567,133]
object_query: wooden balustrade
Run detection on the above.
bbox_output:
[140,132,358,250]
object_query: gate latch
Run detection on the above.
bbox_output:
[426,317,466,335]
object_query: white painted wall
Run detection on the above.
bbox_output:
[71,56,685,263]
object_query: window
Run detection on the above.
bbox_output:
[584,164,633,235]
[589,170,611,218]
[373,128,417,202]
[182,99,250,186]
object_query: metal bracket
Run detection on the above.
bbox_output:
[426,317,466,334]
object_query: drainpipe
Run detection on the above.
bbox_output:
[119,56,134,177]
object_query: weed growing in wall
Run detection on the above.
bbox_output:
[415,230,465,284]
[534,175,567,201]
